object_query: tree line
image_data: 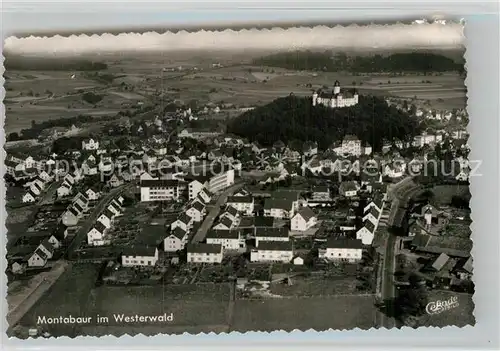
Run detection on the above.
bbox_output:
[253,51,464,73]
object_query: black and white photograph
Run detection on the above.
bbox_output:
[3,17,475,338]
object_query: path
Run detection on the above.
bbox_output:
[190,182,245,244]
[38,180,62,205]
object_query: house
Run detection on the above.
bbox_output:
[206,229,246,251]
[263,193,298,219]
[363,206,381,226]
[226,195,254,215]
[453,256,473,280]
[293,256,305,265]
[341,135,362,156]
[57,183,72,198]
[28,249,49,267]
[85,188,100,201]
[356,221,376,245]
[164,227,189,252]
[29,179,45,196]
[171,213,193,232]
[121,246,159,267]
[185,201,206,222]
[187,243,223,263]
[319,239,363,263]
[36,239,55,259]
[98,159,113,173]
[97,209,115,229]
[220,205,239,222]
[73,192,89,211]
[87,221,108,246]
[339,181,359,197]
[429,253,451,272]
[22,191,37,203]
[140,179,181,202]
[62,206,81,227]
[250,241,294,263]
[213,216,235,230]
[108,173,124,188]
[363,193,384,214]
[291,207,317,232]
[311,186,331,201]
[82,138,99,151]
[188,179,207,200]
[185,163,235,194]
[82,160,98,176]
[197,188,213,204]
[255,227,289,246]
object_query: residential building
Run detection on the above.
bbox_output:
[82,138,99,151]
[263,192,298,219]
[250,241,294,263]
[319,239,363,263]
[22,191,37,203]
[87,221,109,246]
[164,227,189,252]
[61,206,80,227]
[188,179,206,200]
[363,206,381,226]
[85,188,100,201]
[206,229,246,251]
[185,201,206,222]
[28,249,49,267]
[339,181,359,197]
[140,179,181,202]
[356,221,376,245]
[341,135,362,156]
[121,246,159,267]
[255,227,289,246]
[226,195,254,215]
[187,243,223,263]
[171,213,193,232]
[291,207,318,231]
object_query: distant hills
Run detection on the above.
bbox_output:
[253,51,464,73]
[227,94,421,151]
[4,56,108,71]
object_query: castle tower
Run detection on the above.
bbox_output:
[333,80,341,95]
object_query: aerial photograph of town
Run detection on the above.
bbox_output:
[4,20,474,338]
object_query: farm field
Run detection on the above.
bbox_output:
[231,295,378,332]
[269,275,360,297]
[18,264,100,336]
[418,291,475,327]
[4,51,467,134]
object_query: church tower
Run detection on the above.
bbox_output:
[333,80,341,95]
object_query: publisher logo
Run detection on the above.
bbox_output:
[425,296,459,315]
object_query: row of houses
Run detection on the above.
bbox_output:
[356,191,387,245]
[87,196,125,246]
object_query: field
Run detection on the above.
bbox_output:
[418,291,475,328]
[4,52,467,134]
[231,295,378,332]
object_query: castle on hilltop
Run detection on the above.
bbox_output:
[312,80,359,108]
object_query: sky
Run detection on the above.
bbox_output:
[3,23,464,56]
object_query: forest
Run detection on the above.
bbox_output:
[253,51,464,73]
[227,94,421,151]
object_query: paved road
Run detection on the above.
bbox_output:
[190,182,245,244]
[38,180,62,205]
[66,184,133,258]
[377,176,424,328]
